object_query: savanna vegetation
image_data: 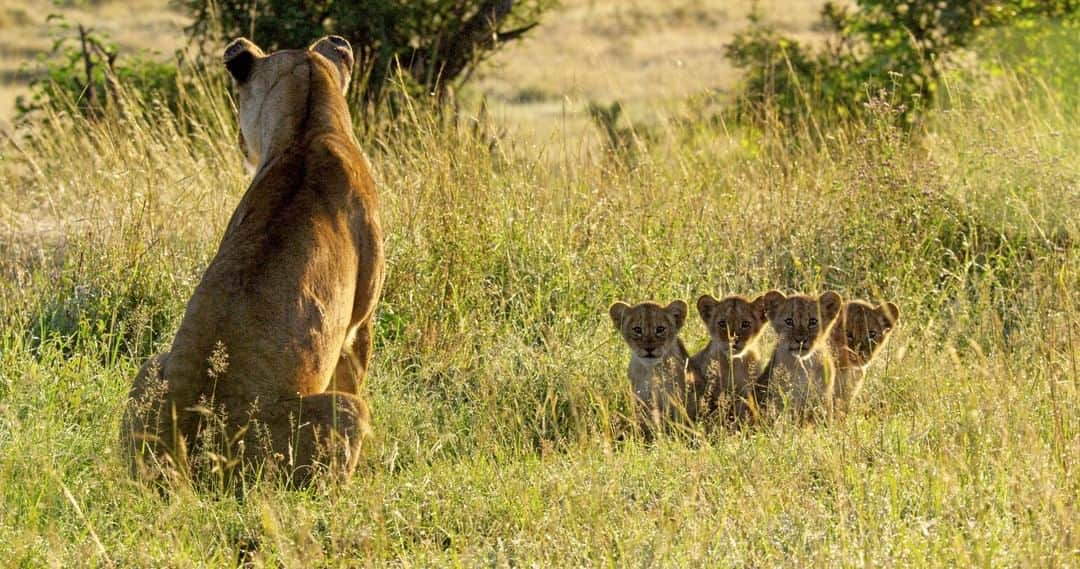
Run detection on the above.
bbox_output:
[0,1,1077,566]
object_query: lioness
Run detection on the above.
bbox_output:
[690,293,769,423]
[609,300,701,435]
[758,290,843,423]
[121,36,384,486]
[829,299,899,417]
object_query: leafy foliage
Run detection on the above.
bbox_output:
[16,15,183,119]
[179,0,555,108]
[726,0,1079,126]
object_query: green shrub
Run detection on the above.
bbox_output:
[179,0,556,110]
[15,16,184,119]
[726,0,1079,126]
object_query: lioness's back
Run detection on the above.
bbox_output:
[122,36,384,486]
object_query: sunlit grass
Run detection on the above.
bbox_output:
[1,25,1078,566]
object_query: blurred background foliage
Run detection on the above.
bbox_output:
[17,0,556,121]
[13,0,1079,133]
[726,0,1079,127]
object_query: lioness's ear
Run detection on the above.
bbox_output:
[609,302,630,328]
[819,291,843,323]
[224,37,265,84]
[881,301,900,325]
[309,35,354,93]
[665,300,688,329]
[761,290,786,317]
[696,294,718,322]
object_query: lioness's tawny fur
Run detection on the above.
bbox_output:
[609,300,701,434]
[121,36,383,487]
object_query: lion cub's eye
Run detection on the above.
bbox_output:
[808,318,818,327]
[740,320,751,329]
[868,330,878,339]
[784,318,794,327]
[632,326,643,335]
[716,320,727,329]
[655,326,666,334]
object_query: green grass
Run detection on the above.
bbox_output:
[1,27,1078,566]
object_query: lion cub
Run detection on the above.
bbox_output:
[691,294,769,422]
[609,300,700,433]
[829,299,899,417]
[759,290,843,423]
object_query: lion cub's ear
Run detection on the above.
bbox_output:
[761,290,786,318]
[819,291,843,323]
[665,300,688,330]
[881,301,900,326]
[696,294,719,322]
[750,294,770,322]
[309,35,354,94]
[609,302,631,328]
[224,37,265,84]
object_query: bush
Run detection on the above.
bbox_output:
[179,0,555,110]
[16,16,184,119]
[726,0,1079,127]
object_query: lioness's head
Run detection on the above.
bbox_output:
[833,300,899,367]
[697,294,768,356]
[609,300,688,365]
[762,290,843,358]
[224,36,355,169]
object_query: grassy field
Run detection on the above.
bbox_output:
[1,5,1079,568]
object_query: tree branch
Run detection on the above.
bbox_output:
[430,0,525,90]
[494,22,538,43]
[77,24,98,114]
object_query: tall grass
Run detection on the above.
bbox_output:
[0,27,1077,566]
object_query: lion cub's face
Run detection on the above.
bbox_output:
[763,290,843,358]
[609,301,688,365]
[223,36,354,168]
[697,294,768,357]
[834,300,899,367]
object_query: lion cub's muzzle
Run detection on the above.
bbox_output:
[787,340,812,356]
[723,335,747,354]
[640,347,661,360]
